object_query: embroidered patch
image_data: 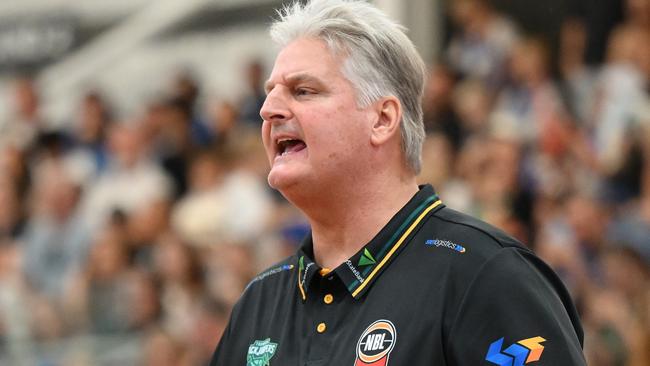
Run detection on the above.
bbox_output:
[247,338,278,366]
[354,320,397,366]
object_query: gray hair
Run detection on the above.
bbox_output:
[270,0,426,173]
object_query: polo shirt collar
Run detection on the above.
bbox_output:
[296,184,443,301]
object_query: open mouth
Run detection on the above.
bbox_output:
[277,138,307,157]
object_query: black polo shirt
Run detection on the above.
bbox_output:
[210,185,586,365]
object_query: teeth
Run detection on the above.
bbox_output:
[277,137,295,155]
[277,138,294,147]
[275,137,304,158]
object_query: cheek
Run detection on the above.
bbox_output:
[308,113,368,160]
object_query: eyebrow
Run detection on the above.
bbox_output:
[264,73,323,94]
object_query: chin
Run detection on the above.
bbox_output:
[268,168,320,203]
[267,169,299,191]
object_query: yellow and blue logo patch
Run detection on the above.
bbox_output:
[485,336,546,366]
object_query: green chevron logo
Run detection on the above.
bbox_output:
[358,248,377,266]
[247,338,278,366]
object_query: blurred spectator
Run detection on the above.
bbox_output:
[170,71,213,148]
[127,198,173,269]
[207,99,240,149]
[152,234,204,342]
[559,18,597,125]
[0,76,44,152]
[419,133,455,192]
[446,0,519,89]
[203,242,255,309]
[21,162,90,302]
[171,150,228,247]
[67,225,143,334]
[566,0,623,65]
[0,178,25,246]
[0,145,31,199]
[451,78,493,138]
[122,269,161,331]
[0,237,33,363]
[608,190,650,265]
[583,246,650,366]
[491,36,573,154]
[566,195,610,280]
[422,63,464,151]
[141,327,190,366]
[172,131,272,248]
[64,91,113,183]
[625,0,650,30]
[214,132,274,242]
[185,297,229,365]
[80,122,173,230]
[154,97,199,198]
[587,24,650,202]
[237,60,266,126]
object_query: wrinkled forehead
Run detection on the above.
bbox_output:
[266,37,347,86]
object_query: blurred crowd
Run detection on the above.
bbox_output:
[0,59,304,365]
[0,0,648,365]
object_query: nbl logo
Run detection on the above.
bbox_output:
[354,320,397,366]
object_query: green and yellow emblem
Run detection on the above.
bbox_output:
[247,338,278,366]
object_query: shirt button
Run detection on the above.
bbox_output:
[323,294,334,304]
[316,322,327,333]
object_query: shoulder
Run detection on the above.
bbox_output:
[244,256,298,294]
[246,255,298,291]
[420,206,530,263]
[234,255,300,311]
[423,206,578,314]
[415,207,583,345]
[409,206,550,302]
[226,256,298,328]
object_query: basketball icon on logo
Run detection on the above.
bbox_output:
[354,320,397,366]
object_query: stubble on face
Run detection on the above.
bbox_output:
[260,38,374,199]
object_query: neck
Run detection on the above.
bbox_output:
[294,171,419,269]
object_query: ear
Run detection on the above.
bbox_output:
[370,96,402,147]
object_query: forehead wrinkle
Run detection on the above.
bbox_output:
[265,72,324,94]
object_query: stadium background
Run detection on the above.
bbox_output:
[0,0,648,364]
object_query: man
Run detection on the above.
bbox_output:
[210,1,586,365]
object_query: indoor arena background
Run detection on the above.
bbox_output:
[0,0,648,365]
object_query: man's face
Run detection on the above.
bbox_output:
[261,37,374,194]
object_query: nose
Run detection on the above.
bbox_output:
[260,88,292,123]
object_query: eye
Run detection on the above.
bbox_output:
[295,87,315,97]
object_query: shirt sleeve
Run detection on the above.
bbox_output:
[445,247,586,365]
